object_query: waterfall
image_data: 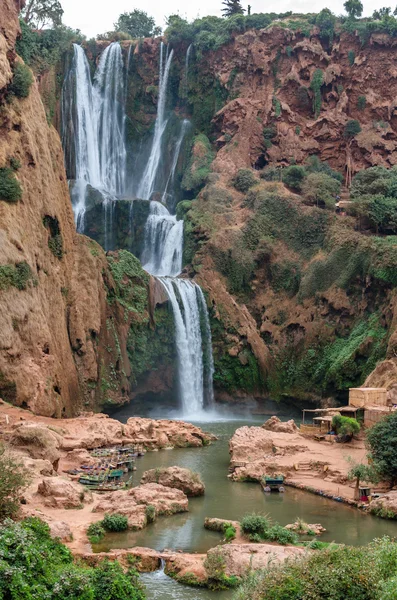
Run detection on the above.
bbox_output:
[61,42,128,231]
[161,119,191,206]
[159,278,214,416]
[183,44,192,98]
[141,202,183,277]
[137,43,174,200]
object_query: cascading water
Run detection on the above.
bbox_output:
[62,42,128,242]
[63,41,215,415]
[158,277,214,415]
[141,202,183,277]
[161,119,191,206]
[137,42,174,201]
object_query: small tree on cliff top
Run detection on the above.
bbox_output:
[222,0,245,17]
[21,0,64,30]
[114,10,162,38]
[344,0,363,19]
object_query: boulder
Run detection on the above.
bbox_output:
[36,476,90,509]
[10,423,61,465]
[262,416,298,434]
[48,520,73,542]
[207,543,306,578]
[93,483,189,529]
[140,466,205,496]
[285,521,326,535]
[369,491,397,518]
[124,418,216,448]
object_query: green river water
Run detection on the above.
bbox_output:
[96,409,397,599]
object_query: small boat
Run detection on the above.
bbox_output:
[262,475,285,492]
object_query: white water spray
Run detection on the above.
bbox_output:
[161,119,191,205]
[137,43,174,201]
[142,202,183,277]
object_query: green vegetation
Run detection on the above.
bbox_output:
[235,537,397,600]
[0,518,146,599]
[9,62,33,98]
[241,513,299,545]
[102,514,128,532]
[301,172,341,208]
[113,10,161,37]
[224,523,237,541]
[349,166,397,234]
[331,415,360,437]
[0,446,29,520]
[0,167,22,202]
[43,215,64,259]
[21,0,64,29]
[282,165,306,191]
[348,49,356,65]
[87,521,106,544]
[315,8,336,43]
[107,250,149,315]
[358,95,366,110]
[182,134,214,194]
[232,169,257,193]
[367,412,397,486]
[344,0,363,19]
[221,0,244,17]
[204,549,239,590]
[344,119,361,140]
[0,262,34,291]
[310,69,324,118]
[145,504,156,523]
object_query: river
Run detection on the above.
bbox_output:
[97,408,397,599]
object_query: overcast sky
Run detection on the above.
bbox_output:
[61,0,385,38]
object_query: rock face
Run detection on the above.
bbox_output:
[140,466,205,496]
[36,476,90,509]
[93,483,189,529]
[262,416,299,434]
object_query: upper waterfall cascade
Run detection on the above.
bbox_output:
[62,41,215,415]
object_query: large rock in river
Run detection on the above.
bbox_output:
[369,490,397,518]
[93,483,189,529]
[140,466,205,496]
[262,415,298,434]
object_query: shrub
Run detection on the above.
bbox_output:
[0,518,146,599]
[315,8,336,42]
[266,524,299,545]
[0,167,22,202]
[301,172,341,209]
[9,62,33,98]
[304,155,343,182]
[232,169,257,193]
[367,412,397,486]
[43,216,64,259]
[282,165,306,191]
[331,415,360,437]
[241,513,271,537]
[145,504,156,524]
[348,49,355,65]
[87,521,105,543]
[224,523,236,542]
[9,157,21,171]
[0,445,30,520]
[102,513,128,532]
[357,95,366,110]
[260,165,281,181]
[343,119,361,140]
[0,262,34,291]
[310,69,324,118]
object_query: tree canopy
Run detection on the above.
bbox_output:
[221,0,245,18]
[366,411,397,486]
[114,10,162,38]
[21,0,64,30]
[344,0,363,18]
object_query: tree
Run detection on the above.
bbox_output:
[373,7,392,19]
[344,0,363,18]
[282,165,306,191]
[114,10,161,38]
[0,445,29,520]
[343,119,361,140]
[315,8,336,43]
[21,0,64,30]
[332,415,361,439]
[301,172,341,209]
[222,0,245,18]
[367,411,397,486]
[347,462,380,500]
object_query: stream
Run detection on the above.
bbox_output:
[95,407,397,599]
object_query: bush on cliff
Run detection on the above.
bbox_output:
[9,63,34,98]
[235,537,397,600]
[282,165,306,191]
[0,518,146,599]
[301,172,341,209]
[0,167,22,202]
[0,446,29,520]
[232,169,258,193]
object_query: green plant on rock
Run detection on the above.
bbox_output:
[348,50,356,65]
[181,134,213,194]
[102,513,128,532]
[87,521,106,544]
[357,95,366,110]
[232,169,257,193]
[145,504,156,524]
[0,167,22,202]
[0,445,30,520]
[224,523,236,542]
[9,63,34,98]
[0,262,34,291]
[310,69,324,118]
[301,172,341,209]
[43,215,63,259]
[344,119,361,140]
[315,8,336,43]
[282,165,306,191]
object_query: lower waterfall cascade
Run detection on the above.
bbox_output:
[62,40,215,415]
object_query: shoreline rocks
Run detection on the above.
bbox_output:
[140,466,205,496]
